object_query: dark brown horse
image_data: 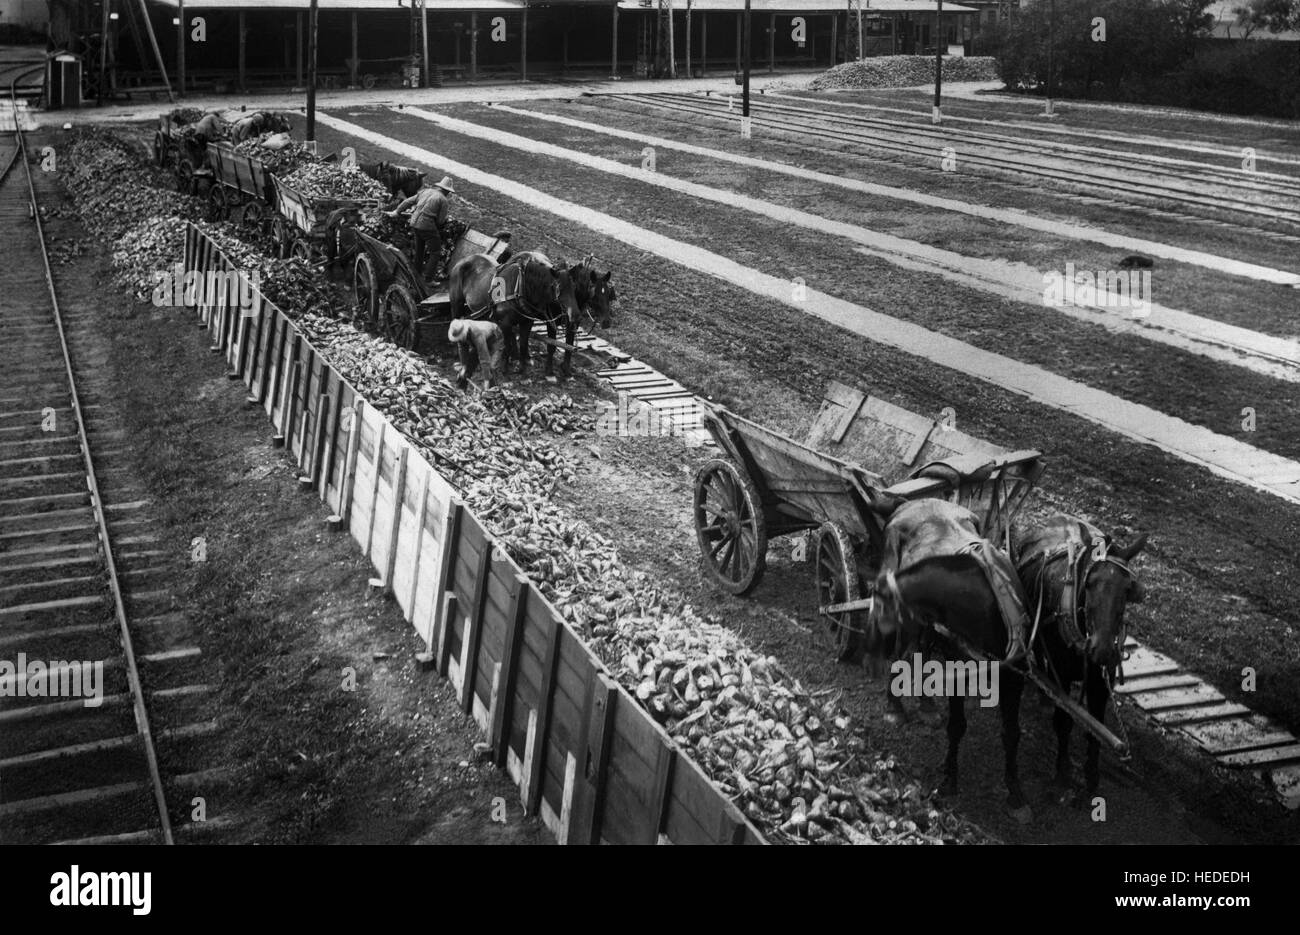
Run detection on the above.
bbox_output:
[864,498,1033,820]
[359,160,425,202]
[550,256,616,377]
[1015,514,1147,805]
[447,250,580,378]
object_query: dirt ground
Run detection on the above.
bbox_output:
[70,100,1300,845]
[46,175,548,845]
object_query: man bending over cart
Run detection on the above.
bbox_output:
[385,175,456,283]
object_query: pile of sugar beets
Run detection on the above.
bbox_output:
[59,125,991,845]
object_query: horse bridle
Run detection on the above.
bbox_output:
[1021,542,1137,676]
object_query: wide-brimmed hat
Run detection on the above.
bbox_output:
[432,175,456,194]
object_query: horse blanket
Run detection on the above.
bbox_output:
[880,499,1031,659]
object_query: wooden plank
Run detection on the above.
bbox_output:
[320,384,345,503]
[363,422,386,561]
[647,735,677,844]
[571,672,618,845]
[1115,673,1203,695]
[492,573,530,767]
[1127,683,1224,712]
[1151,701,1251,726]
[330,398,363,529]
[1182,718,1295,755]
[1217,744,1300,769]
[525,616,561,817]
[459,540,493,714]
[430,500,464,671]
[405,467,432,613]
[380,445,408,591]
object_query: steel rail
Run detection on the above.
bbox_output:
[5,75,175,845]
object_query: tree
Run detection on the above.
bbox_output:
[1236,0,1300,32]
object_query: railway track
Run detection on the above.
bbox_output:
[0,92,225,844]
[604,92,1300,240]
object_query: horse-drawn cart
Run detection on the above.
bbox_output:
[351,225,512,350]
[270,174,380,266]
[694,384,1045,660]
[205,141,276,229]
[153,112,213,196]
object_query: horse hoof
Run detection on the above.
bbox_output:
[1007,803,1033,825]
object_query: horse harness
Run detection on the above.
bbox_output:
[1017,530,1137,680]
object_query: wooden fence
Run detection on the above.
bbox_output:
[182,223,765,845]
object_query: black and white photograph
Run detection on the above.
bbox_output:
[0,0,1295,906]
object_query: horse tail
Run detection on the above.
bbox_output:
[448,257,469,319]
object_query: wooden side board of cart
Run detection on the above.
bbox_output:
[204,141,276,230]
[693,385,1045,662]
[269,174,380,267]
[350,226,511,352]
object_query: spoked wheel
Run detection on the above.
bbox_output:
[381,283,419,350]
[352,253,379,330]
[693,458,767,595]
[206,184,229,222]
[271,217,292,259]
[815,522,864,661]
[240,201,265,233]
[176,159,195,195]
[290,239,314,263]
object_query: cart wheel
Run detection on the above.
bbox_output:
[353,253,379,330]
[271,217,292,259]
[815,522,864,661]
[694,458,767,596]
[382,283,419,350]
[240,201,265,233]
[362,74,377,90]
[153,132,165,167]
[207,184,229,222]
[176,159,195,195]
[290,239,314,263]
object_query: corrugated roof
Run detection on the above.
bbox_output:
[150,0,529,11]
[616,0,976,12]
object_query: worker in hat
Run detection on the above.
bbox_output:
[448,317,504,390]
[386,175,456,282]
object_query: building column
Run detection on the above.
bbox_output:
[238,10,247,91]
[296,11,303,87]
[610,6,618,78]
[470,12,478,79]
[734,12,740,73]
[701,13,707,73]
[350,11,358,87]
[520,4,528,81]
[768,12,774,73]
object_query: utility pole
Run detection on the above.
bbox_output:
[177,0,185,96]
[1045,0,1056,115]
[307,0,318,147]
[741,0,751,137]
[933,0,942,123]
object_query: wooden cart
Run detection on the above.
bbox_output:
[351,225,511,351]
[270,174,380,266]
[694,386,1044,660]
[204,141,276,230]
[153,112,213,196]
